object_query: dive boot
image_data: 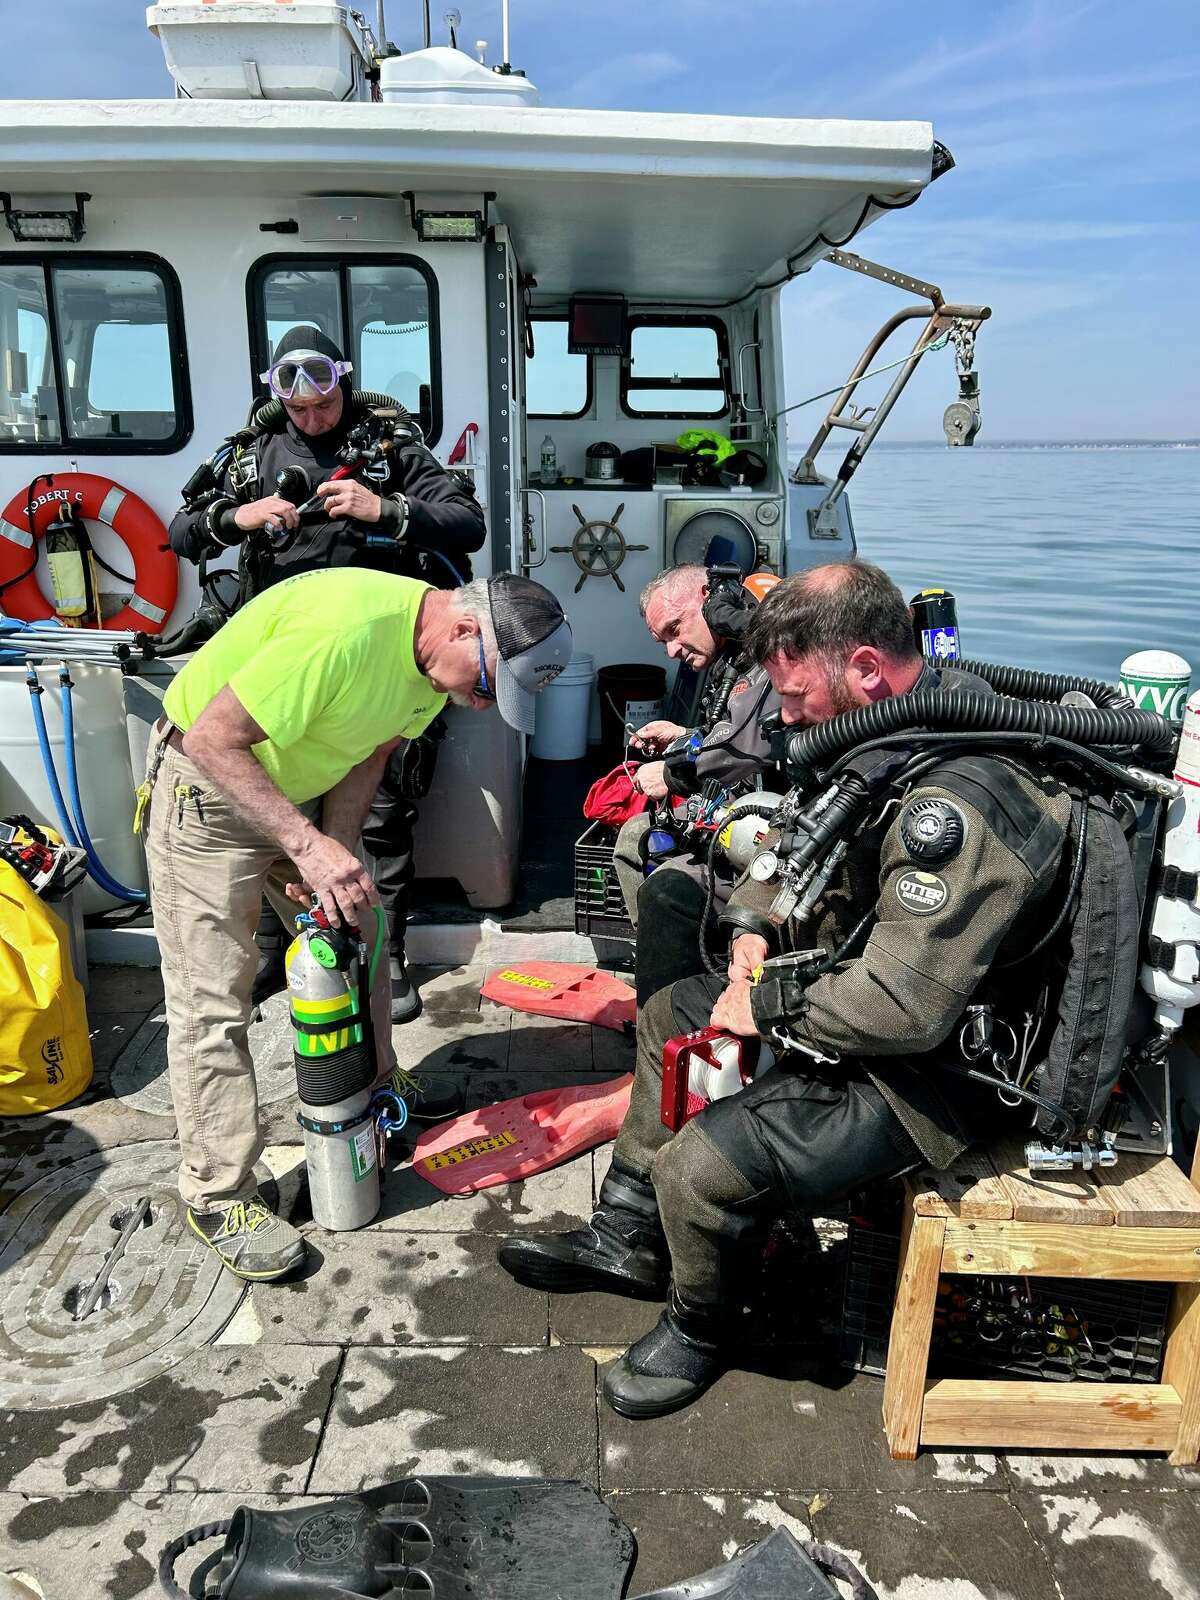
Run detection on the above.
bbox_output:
[603,1287,730,1419]
[251,945,287,1008]
[497,1161,668,1298]
[390,953,423,1024]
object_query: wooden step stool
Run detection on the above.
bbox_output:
[881,1136,1200,1463]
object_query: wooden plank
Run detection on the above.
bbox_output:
[941,1220,1200,1280]
[882,1196,918,1439]
[1164,1282,1200,1465]
[1097,1153,1200,1227]
[908,1148,1013,1221]
[992,1136,1115,1225]
[920,1379,1181,1452]
[882,1212,945,1461]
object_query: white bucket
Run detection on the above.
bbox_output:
[531,653,595,762]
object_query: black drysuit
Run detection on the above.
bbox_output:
[168,399,487,962]
[615,667,1074,1308]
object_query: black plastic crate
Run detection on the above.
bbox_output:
[840,1220,1171,1385]
[574,821,634,942]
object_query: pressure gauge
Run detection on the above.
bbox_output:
[755,500,781,527]
[749,849,779,882]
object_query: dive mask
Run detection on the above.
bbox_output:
[260,350,353,401]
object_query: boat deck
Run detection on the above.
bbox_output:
[2,963,1199,1599]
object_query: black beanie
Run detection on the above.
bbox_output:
[271,323,346,364]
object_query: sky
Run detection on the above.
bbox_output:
[2,0,1197,441]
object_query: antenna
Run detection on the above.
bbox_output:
[444,8,461,48]
[420,0,431,48]
[501,0,511,68]
[375,0,387,47]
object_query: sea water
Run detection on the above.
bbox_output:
[822,445,1199,683]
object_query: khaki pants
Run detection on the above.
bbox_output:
[144,734,395,1214]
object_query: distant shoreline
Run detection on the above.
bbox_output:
[806,439,1199,451]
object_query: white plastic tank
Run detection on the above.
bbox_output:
[409,706,522,908]
[0,665,147,913]
[531,653,594,762]
[147,0,374,101]
[123,656,191,794]
[380,47,540,107]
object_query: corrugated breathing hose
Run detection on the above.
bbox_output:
[953,658,1128,709]
[783,690,1174,778]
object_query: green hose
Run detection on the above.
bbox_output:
[366,902,386,986]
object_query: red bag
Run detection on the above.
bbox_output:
[583,765,650,825]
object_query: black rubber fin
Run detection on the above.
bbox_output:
[630,1527,873,1600]
[192,1476,635,1600]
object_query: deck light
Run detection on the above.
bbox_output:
[402,191,492,243]
[1,192,89,243]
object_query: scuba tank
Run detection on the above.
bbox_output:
[715,790,788,873]
[1140,689,1200,1040]
[910,587,960,663]
[288,903,386,1231]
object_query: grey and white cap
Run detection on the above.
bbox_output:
[487,573,573,735]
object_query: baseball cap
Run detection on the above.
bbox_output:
[486,573,573,735]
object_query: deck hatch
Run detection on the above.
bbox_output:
[0,1141,245,1408]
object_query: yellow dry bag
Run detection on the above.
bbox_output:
[0,858,93,1115]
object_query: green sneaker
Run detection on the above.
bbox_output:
[187,1196,307,1281]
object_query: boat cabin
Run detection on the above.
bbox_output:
[0,0,973,921]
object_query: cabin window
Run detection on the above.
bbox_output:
[0,255,190,454]
[250,255,441,444]
[527,318,592,418]
[621,315,729,419]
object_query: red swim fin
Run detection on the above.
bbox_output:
[480,963,636,1031]
[413,1074,634,1194]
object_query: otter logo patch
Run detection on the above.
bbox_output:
[896,869,949,915]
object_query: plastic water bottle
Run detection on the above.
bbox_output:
[540,434,557,485]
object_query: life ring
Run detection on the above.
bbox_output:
[0,472,177,634]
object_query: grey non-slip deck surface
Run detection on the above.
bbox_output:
[2,964,1199,1599]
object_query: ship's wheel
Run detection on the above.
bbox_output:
[550,502,649,593]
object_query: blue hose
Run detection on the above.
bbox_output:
[58,669,146,903]
[25,667,82,850]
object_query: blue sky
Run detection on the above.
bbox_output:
[3,0,1196,440]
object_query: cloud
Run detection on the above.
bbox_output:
[563,50,688,109]
[930,59,1200,118]
[836,0,1105,107]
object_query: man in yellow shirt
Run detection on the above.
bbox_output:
[146,568,571,1280]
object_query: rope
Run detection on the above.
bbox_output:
[771,334,950,421]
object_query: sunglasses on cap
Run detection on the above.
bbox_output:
[260,353,353,401]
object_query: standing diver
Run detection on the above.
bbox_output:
[168,325,486,1022]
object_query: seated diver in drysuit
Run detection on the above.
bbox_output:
[500,558,1150,1418]
[167,325,486,1023]
[614,563,781,1005]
